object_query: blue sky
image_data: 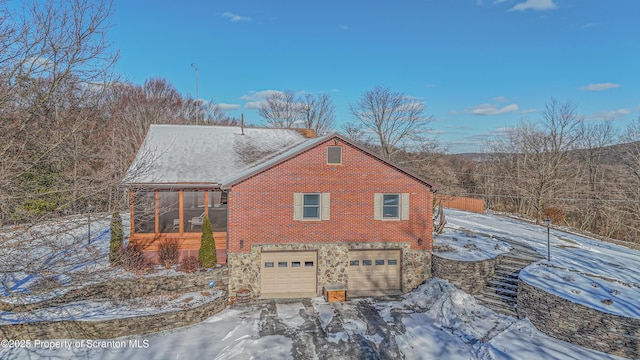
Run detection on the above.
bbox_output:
[111,0,639,153]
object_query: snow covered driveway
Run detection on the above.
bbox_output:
[1,280,624,360]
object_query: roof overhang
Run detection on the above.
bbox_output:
[123,182,221,190]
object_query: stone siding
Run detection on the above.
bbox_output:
[518,279,640,358]
[431,254,498,294]
[228,242,431,299]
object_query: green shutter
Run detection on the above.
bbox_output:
[401,193,410,220]
[374,193,382,220]
[293,193,303,220]
[322,193,330,220]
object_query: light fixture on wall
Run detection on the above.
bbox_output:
[240,240,244,249]
[418,238,423,246]
[333,138,339,145]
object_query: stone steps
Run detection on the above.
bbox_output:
[474,240,542,317]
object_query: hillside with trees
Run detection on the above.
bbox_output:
[1,0,637,246]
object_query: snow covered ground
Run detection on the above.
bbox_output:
[1,280,625,359]
[445,209,640,319]
[433,226,512,261]
[1,210,638,359]
[0,213,131,301]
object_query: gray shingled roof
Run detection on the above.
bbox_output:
[123,125,315,186]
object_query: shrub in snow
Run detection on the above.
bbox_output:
[179,256,202,273]
[109,212,123,264]
[118,245,150,273]
[158,239,180,269]
[198,214,217,268]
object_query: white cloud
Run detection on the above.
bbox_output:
[222,12,252,22]
[244,101,264,110]
[509,0,557,11]
[590,108,631,120]
[241,90,284,109]
[493,0,509,4]
[470,103,519,115]
[240,90,283,101]
[579,82,621,91]
[493,96,509,103]
[218,103,240,111]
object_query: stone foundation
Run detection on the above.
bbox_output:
[228,242,431,299]
[518,279,640,358]
[431,254,498,294]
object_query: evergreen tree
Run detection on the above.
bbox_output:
[109,212,123,264]
[198,214,217,268]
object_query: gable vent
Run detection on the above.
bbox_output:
[327,146,342,165]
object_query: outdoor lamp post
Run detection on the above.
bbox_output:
[545,217,551,261]
[87,204,95,244]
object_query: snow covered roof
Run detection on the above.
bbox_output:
[123,125,317,186]
[123,125,437,190]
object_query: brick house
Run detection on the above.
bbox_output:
[124,124,436,299]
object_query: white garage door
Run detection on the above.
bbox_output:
[261,251,317,298]
[348,250,401,294]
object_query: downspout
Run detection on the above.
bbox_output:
[225,189,230,261]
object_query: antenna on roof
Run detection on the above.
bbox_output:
[241,113,245,135]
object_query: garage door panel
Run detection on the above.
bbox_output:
[261,251,317,298]
[349,250,401,292]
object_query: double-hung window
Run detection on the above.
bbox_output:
[303,194,320,220]
[382,194,400,219]
[294,193,330,221]
[374,193,409,220]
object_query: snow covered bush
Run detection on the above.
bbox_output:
[198,214,217,268]
[109,212,123,264]
[158,239,180,268]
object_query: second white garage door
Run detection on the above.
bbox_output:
[260,251,317,298]
[348,250,401,294]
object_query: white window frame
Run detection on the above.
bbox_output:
[374,193,410,221]
[294,193,330,221]
[303,193,321,220]
[382,194,400,219]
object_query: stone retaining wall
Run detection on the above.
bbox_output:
[228,242,431,299]
[0,270,230,340]
[518,279,640,358]
[431,254,498,294]
[0,295,227,340]
[1,269,228,312]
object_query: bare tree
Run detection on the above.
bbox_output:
[348,85,432,161]
[182,97,230,125]
[258,90,299,128]
[0,0,118,225]
[488,98,581,224]
[298,93,335,135]
[619,116,640,239]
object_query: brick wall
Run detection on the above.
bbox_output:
[227,138,433,253]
